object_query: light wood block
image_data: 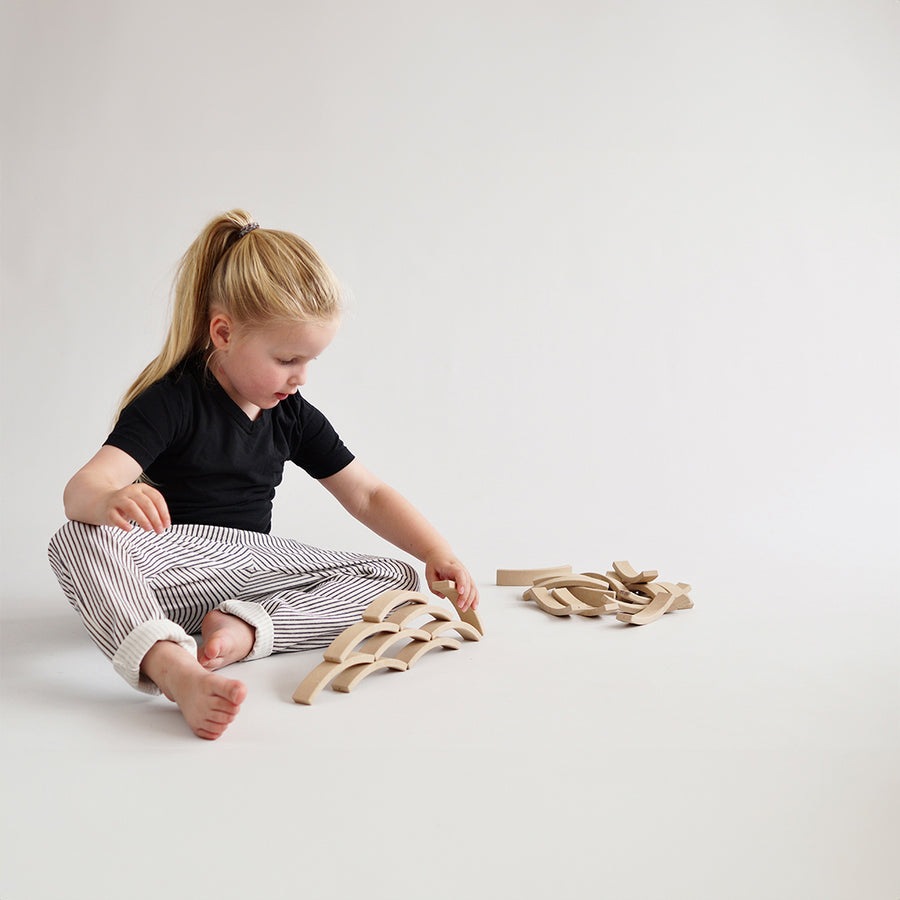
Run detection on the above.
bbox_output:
[292,653,376,705]
[362,589,431,623]
[523,586,571,616]
[358,627,431,659]
[616,589,675,625]
[497,565,572,586]
[418,619,483,642]
[431,579,485,636]
[612,561,659,585]
[331,657,408,693]
[393,636,462,667]
[323,621,400,663]
[383,603,454,629]
[551,588,602,616]
[531,574,612,591]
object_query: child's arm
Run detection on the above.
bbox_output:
[319,460,479,611]
[63,445,171,534]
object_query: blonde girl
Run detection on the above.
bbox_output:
[49,209,478,740]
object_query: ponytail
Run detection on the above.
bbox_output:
[116,209,342,419]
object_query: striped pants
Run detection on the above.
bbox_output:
[48,520,419,694]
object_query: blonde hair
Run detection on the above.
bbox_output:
[117,209,342,417]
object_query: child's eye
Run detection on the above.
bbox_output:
[278,358,297,366]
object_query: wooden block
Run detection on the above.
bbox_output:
[612,561,659,585]
[654,581,694,611]
[531,574,612,591]
[496,565,572,586]
[292,653,376,705]
[393,636,462,667]
[322,621,401,663]
[382,602,454,629]
[358,627,431,660]
[617,589,652,606]
[551,588,602,616]
[568,585,617,604]
[616,589,675,625]
[362,589,431,623]
[431,579,485,636]
[331,657,408,693]
[523,586,572,616]
[418,619,483,642]
[604,572,627,593]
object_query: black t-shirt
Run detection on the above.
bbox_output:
[104,356,354,533]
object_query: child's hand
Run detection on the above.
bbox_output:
[426,554,479,612]
[104,483,171,534]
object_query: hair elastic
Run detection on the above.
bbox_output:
[238,222,259,237]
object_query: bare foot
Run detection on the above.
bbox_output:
[198,609,256,671]
[142,640,248,740]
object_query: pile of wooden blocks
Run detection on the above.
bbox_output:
[293,580,483,705]
[497,562,693,626]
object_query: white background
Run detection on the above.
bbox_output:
[2,2,898,898]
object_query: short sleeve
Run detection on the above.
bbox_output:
[289,395,354,479]
[104,379,185,471]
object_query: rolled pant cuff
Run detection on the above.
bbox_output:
[112,620,198,695]
[217,600,274,661]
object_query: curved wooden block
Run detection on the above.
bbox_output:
[331,657,408,693]
[551,588,601,616]
[431,579,485,636]
[580,572,614,586]
[604,572,627,593]
[531,573,612,591]
[496,565,572,586]
[362,589,431,623]
[358,627,431,659]
[418,619,482,642]
[292,653,376,705]
[617,589,652,606]
[323,620,401,663]
[393,636,461,667]
[655,582,694,611]
[383,603,454,629]
[612,561,658,585]
[616,589,675,625]
[523,586,571,616]
[566,586,617,608]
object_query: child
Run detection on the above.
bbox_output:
[49,209,479,741]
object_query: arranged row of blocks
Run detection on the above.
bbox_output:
[497,561,694,626]
[292,580,483,705]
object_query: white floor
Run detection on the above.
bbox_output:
[2,568,898,900]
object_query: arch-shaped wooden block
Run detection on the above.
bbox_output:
[358,627,431,660]
[604,572,627,593]
[383,602,454,629]
[523,586,571,616]
[322,620,401,663]
[616,589,675,625]
[393,636,462,667]
[431,579,485,636]
[551,588,602,616]
[331,657,408,693]
[612,561,658,585]
[580,572,614,586]
[617,589,652,606]
[362,589,431,623]
[655,582,694,610]
[496,565,572,586]
[418,619,482,642]
[531,573,612,591]
[292,653,377,705]
[566,586,617,609]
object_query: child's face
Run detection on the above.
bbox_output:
[210,316,340,419]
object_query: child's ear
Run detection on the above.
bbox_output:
[209,314,234,350]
